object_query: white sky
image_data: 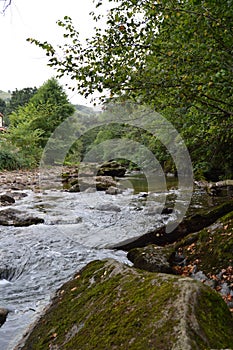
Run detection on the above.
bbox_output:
[0,0,109,106]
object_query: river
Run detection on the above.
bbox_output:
[0,175,220,349]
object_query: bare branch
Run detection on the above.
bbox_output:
[0,0,12,14]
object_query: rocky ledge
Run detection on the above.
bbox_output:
[15,259,233,350]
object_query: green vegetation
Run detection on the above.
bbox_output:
[28,0,233,180]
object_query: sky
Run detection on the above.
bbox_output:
[0,0,109,106]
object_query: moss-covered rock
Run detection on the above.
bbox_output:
[16,259,233,350]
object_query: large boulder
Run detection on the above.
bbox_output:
[16,259,233,350]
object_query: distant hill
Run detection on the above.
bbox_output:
[0,90,11,101]
[74,104,94,115]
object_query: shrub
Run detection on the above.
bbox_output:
[0,150,23,170]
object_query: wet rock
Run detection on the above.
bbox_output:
[95,176,118,191]
[0,208,44,227]
[0,194,15,205]
[0,307,9,327]
[10,192,28,200]
[16,259,233,350]
[138,192,148,198]
[161,207,173,215]
[96,204,121,212]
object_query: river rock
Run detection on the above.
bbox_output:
[0,208,44,227]
[69,176,118,192]
[97,160,126,177]
[15,259,233,350]
[96,203,121,212]
[105,186,123,195]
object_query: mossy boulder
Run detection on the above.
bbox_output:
[16,259,233,350]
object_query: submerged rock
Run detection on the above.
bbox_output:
[16,259,233,350]
[0,208,44,227]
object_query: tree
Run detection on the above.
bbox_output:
[5,87,38,116]
[29,78,75,147]
[0,98,6,115]
[28,0,233,178]
[5,78,76,166]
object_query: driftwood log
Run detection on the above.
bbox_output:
[111,200,233,251]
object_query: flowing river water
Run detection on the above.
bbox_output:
[0,175,221,349]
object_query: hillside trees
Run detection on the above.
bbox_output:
[28,0,233,179]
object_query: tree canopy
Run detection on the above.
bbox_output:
[28,1,233,178]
